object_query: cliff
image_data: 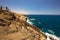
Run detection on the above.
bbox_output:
[0,6,55,40]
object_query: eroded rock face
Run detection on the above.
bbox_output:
[0,7,55,40]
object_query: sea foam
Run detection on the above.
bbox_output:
[45,32,60,40]
[27,19,34,25]
[27,19,60,40]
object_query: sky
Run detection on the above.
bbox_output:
[0,0,60,15]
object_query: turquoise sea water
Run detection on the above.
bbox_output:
[27,15,60,37]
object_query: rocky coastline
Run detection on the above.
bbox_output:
[0,6,56,40]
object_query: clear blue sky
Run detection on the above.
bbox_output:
[0,0,60,15]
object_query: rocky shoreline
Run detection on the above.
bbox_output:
[0,6,56,40]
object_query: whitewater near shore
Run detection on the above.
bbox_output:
[27,18,60,40]
[0,6,60,40]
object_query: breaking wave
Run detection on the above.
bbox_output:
[45,32,60,40]
[27,18,60,40]
[27,19,34,25]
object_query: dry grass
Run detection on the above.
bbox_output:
[0,7,54,40]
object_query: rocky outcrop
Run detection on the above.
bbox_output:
[0,6,55,40]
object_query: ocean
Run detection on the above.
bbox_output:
[26,15,60,37]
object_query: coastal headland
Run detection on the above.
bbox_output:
[0,6,55,40]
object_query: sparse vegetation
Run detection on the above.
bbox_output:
[0,6,55,40]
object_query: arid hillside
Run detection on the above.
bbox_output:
[0,6,55,40]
